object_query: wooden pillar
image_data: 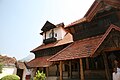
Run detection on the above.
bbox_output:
[86,58,89,70]
[52,29,54,38]
[45,32,46,39]
[102,53,112,80]
[80,58,84,80]
[59,61,63,80]
[69,61,72,78]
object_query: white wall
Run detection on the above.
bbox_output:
[42,27,66,40]
[0,67,17,79]
[22,67,31,80]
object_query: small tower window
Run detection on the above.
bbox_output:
[55,33,57,37]
[49,32,52,38]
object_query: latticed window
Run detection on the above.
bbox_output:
[49,32,52,38]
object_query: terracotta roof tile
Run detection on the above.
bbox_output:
[48,35,103,61]
[31,33,73,52]
[65,18,87,28]
[27,56,52,67]
[65,0,101,28]
[16,61,26,69]
[0,55,16,65]
[65,0,117,28]
[49,24,120,61]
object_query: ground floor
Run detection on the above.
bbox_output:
[30,50,119,80]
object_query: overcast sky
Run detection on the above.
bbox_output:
[0,0,95,60]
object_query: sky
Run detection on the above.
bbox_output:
[0,0,95,60]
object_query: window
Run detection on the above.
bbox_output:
[55,33,57,37]
[49,29,54,38]
[49,32,52,38]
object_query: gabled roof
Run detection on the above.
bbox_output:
[40,22,65,35]
[41,21,56,32]
[65,0,102,28]
[31,33,73,52]
[85,0,103,22]
[65,0,120,28]
[85,0,120,21]
[91,24,120,57]
[0,55,16,65]
[27,56,52,68]
[16,61,26,69]
[48,24,120,61]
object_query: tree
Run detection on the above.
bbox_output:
[0,74,20,80]
[0,64,3,73]
[34,70,46,80]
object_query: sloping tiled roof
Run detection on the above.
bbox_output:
[31,33,73,52]
[65,18,87,28]
[48,35,103,61]
[85,0,102,22]
[27,56,52,67]
[0,55,16,65]
[65,0,120,28]
[65,0,101,28]
[41,21,56,32]
[16,61,26,69]
[48,24,120,61]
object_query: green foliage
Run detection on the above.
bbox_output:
[1,74,20,80]
[0,64,3,73]
[34,70,46,80]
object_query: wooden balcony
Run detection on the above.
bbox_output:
[43,37,57,44]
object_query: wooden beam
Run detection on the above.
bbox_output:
[104,47,120,52]
[80,58,84,80]
[102,53,112,80]
[59,61,63,80]
[86,58,89,70]
[45,32,46,39]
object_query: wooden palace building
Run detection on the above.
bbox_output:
[27,0,120,80]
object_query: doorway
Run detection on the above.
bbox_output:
[17,69,23,80]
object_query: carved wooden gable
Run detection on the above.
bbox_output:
[92,27,120,57]
[104,30,120,51]
[98,29,120,54]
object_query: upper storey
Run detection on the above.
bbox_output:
[65,0,120,41]
[40,21,66,44]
